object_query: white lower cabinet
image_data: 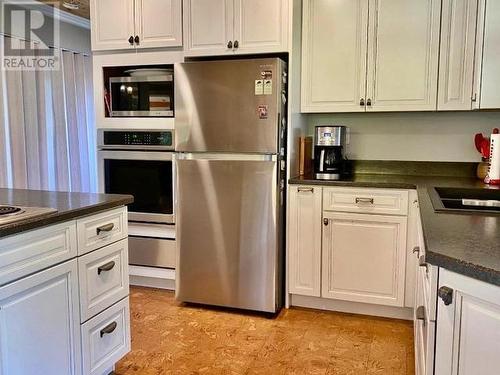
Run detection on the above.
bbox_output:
[322,212,407,306]
[0,207,130,375]
[82,297,131,375]
[0,259,81,375]
[435,269,500,375]
[288,186,322,297]
[288,185,411,312]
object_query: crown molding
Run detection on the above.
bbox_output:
[14,1,91,29]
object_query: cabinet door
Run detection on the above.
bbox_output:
[183,0,234,56]
[322,212,407,306]
[366,0,441,111]
[438,0,479,111]
[288,186,322,297]
[0,260,81,375]
[479,0,500,109]
[301,0,369,113]
[90,0,135,51]
[233,0,288,54]
[135,0,182,48]
[436,269,500,375]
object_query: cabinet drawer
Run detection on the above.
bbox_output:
[81,297,130,375]
[0,221,77,286]
[78,239,129,322]
[323,187,409,216]
[77,207,128,255]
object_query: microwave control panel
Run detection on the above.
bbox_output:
[102,131,174,148]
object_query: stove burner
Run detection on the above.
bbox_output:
[0,206,22,216]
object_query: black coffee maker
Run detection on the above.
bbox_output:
[314,126,348,180]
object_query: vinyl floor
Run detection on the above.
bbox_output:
[115,286,414,375]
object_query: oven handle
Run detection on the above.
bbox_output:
[98,150,174,161]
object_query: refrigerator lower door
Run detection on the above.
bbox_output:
[175,154,281,312]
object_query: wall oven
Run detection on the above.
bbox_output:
[98,129,176,269]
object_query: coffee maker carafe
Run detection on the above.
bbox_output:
[314,126,347,180]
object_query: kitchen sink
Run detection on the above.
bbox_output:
[428,187,500,214]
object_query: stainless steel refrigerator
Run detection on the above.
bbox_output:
[175,58,287,313]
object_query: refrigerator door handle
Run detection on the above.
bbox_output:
[176,153,277,162]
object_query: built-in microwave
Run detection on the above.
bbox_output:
[108,70,174,118]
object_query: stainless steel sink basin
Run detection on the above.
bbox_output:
[428,187,500,214]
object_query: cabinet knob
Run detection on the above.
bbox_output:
[227,40,233,49]
[360,98,365,106]
[134,35,140,44]
[413,246,420,258]
[367,98,372,106]
[323,218,329,226]
[438,286,454,306]
[128,36,134,45]
[233,40,239,49]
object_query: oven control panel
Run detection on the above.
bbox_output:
[100,130,174,150]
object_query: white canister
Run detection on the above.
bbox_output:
[488,133,500,184]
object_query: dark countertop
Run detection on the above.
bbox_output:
[0,189,134,238]
[290,173,500,287]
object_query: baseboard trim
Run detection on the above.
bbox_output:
[290,294,413,320]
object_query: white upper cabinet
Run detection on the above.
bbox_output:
[91,0,135,51]
[135,0,183,49]
[366,0,441,112]
[301,0,369,113]
[90,0,182,51]
[479,0,500,109]
[288,186,322,297]
[233,0,288,54]
[183,0,234,55]
[302,0,441,113]
[183,0,289,56]
[438,0,479,111]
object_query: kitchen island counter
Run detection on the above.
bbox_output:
[0,188,133,238]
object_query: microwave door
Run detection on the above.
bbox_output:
[109,76,174,117]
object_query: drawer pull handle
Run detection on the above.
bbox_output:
[416,305,426,321]
[355,197,374,204]
[98,261,116,275]
[438,286,454,306]
[298,187,314,193]
[100,321,117,337]
[96,223,114,235]
[418,255,428,268]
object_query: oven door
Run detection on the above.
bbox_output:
[98,150,175,224]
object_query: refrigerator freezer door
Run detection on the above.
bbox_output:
[175,58,283,153]
[175,156,280,312]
